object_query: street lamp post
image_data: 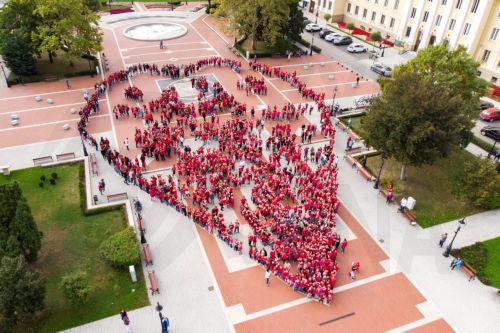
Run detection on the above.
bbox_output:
[487,138,498,159]
[309,1,319,56]
[1,62,10,88]
[443,218,466,257]
[155,302,164,325]
[373,153,386,189]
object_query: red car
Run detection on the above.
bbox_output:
[480,107,500,122]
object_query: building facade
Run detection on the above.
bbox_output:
[311,0,499,83]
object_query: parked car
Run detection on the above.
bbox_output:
[325,32,342,42]
[479,100,494,110]
[370,63,392,77]
[305,23,321,32]
[480,107,500,122]
[480,126,500,141]
[333,36,352,45]
[347,43,368,53]
[319,29,334,38]
[303,18,312,26]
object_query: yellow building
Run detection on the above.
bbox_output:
[312,0,500,83]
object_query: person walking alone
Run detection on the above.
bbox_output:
[439,233,448,248]
[124,137,130,151]
[340,238,348,253]
[265,268,271,287]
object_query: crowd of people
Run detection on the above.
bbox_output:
[236,75,268,95]
[76,56,348,304]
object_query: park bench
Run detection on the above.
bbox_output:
[142,244,153,265]
[400,208,417,226]
[345,146,364,155]
[460,261,476,281]
[56,152,76,161]
[89,153,98,176]
[337,121,348,131]
[44,75,58,82]
[33,156,53,166]
[348,131,360,141]
[107,193,128,203]
[344,155,357,167]
[136,215,145,233]
[148,270,159,295]
[358,167,375,182]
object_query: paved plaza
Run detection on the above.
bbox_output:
[0,5,498,333]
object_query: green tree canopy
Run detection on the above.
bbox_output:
[392,45,489,125]
[218,0,292,51]
[364,71,465,179]
[98,227,140,269]
[32,0,103,63]
[0,32,37,77]
[0,182,42,263]
[456,158,500,209]
[0,256,45,331]
[281,0,305,41]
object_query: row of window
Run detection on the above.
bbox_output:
[346,4,397,28]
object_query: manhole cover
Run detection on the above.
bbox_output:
[208,286,214,291]
[379,239,384,243]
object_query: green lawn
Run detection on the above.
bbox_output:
[0,164,148,333]
[453,237,500,289]
[365,149,489,227]
[340,115,367,138]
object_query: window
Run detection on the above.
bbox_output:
[423,11,429,22]
[371,11,376,21]
[442,0,447,4]
[390,17,395,28]
[347,3,351,13]
[492,77,498,83]
[463,23,471,35]
[435,15,442,26]
[471,0,480,13]
[490,27,499,40]
[394,0,399,9]
[323,0,326,7]
[328,1,332,10]
[406,26,412,37]
[449,19,456,30]
[482,49,491,62]
[363,8,367,18]
[355,5,359,15]
[380,14,386,24]
[384,0,389,6]
[411,8,417,18]
[375,0,379,3]
[456,0,463,9]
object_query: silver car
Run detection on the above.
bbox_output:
[370,63,392,77]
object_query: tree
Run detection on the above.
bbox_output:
[323,13,331,26]
[83,0,102,11]
[393,45,489,135]
[370,31,382,49]
[364,71,465,180]
[0,256,45,331]
[98,227,140,269]
[60,271,92,305]
[0,0,39,50]
[346,22,355,34]
[0,32,37,77]
[218,0,291,52]
[32,0,103,64]
[281,0,305,41]
[456,158,500,208]
[0,183,42,263]
[11,197,42,262]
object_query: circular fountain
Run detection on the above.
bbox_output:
[123,23,188,41]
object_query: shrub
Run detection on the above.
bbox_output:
[40,175,46,182]
[455,158,500,209]
[38,181,44,188]
[59,271,92,305]
[451,242,490,285]
[51,172,58,180]
[98,227,140,269]
[49,178,56,185]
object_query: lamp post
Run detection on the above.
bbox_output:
[155,302,164,324]
[0,62,10,88]
[373,152,386,189]
[487,138,498,159]
[443,218,466,257]
[309,1,320,56]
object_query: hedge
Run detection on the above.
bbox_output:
[298,38,322,54]
[471,136,496,154]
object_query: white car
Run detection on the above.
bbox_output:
[347,43,368,53]
[305,23,321,32]
[325,32,342,42]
